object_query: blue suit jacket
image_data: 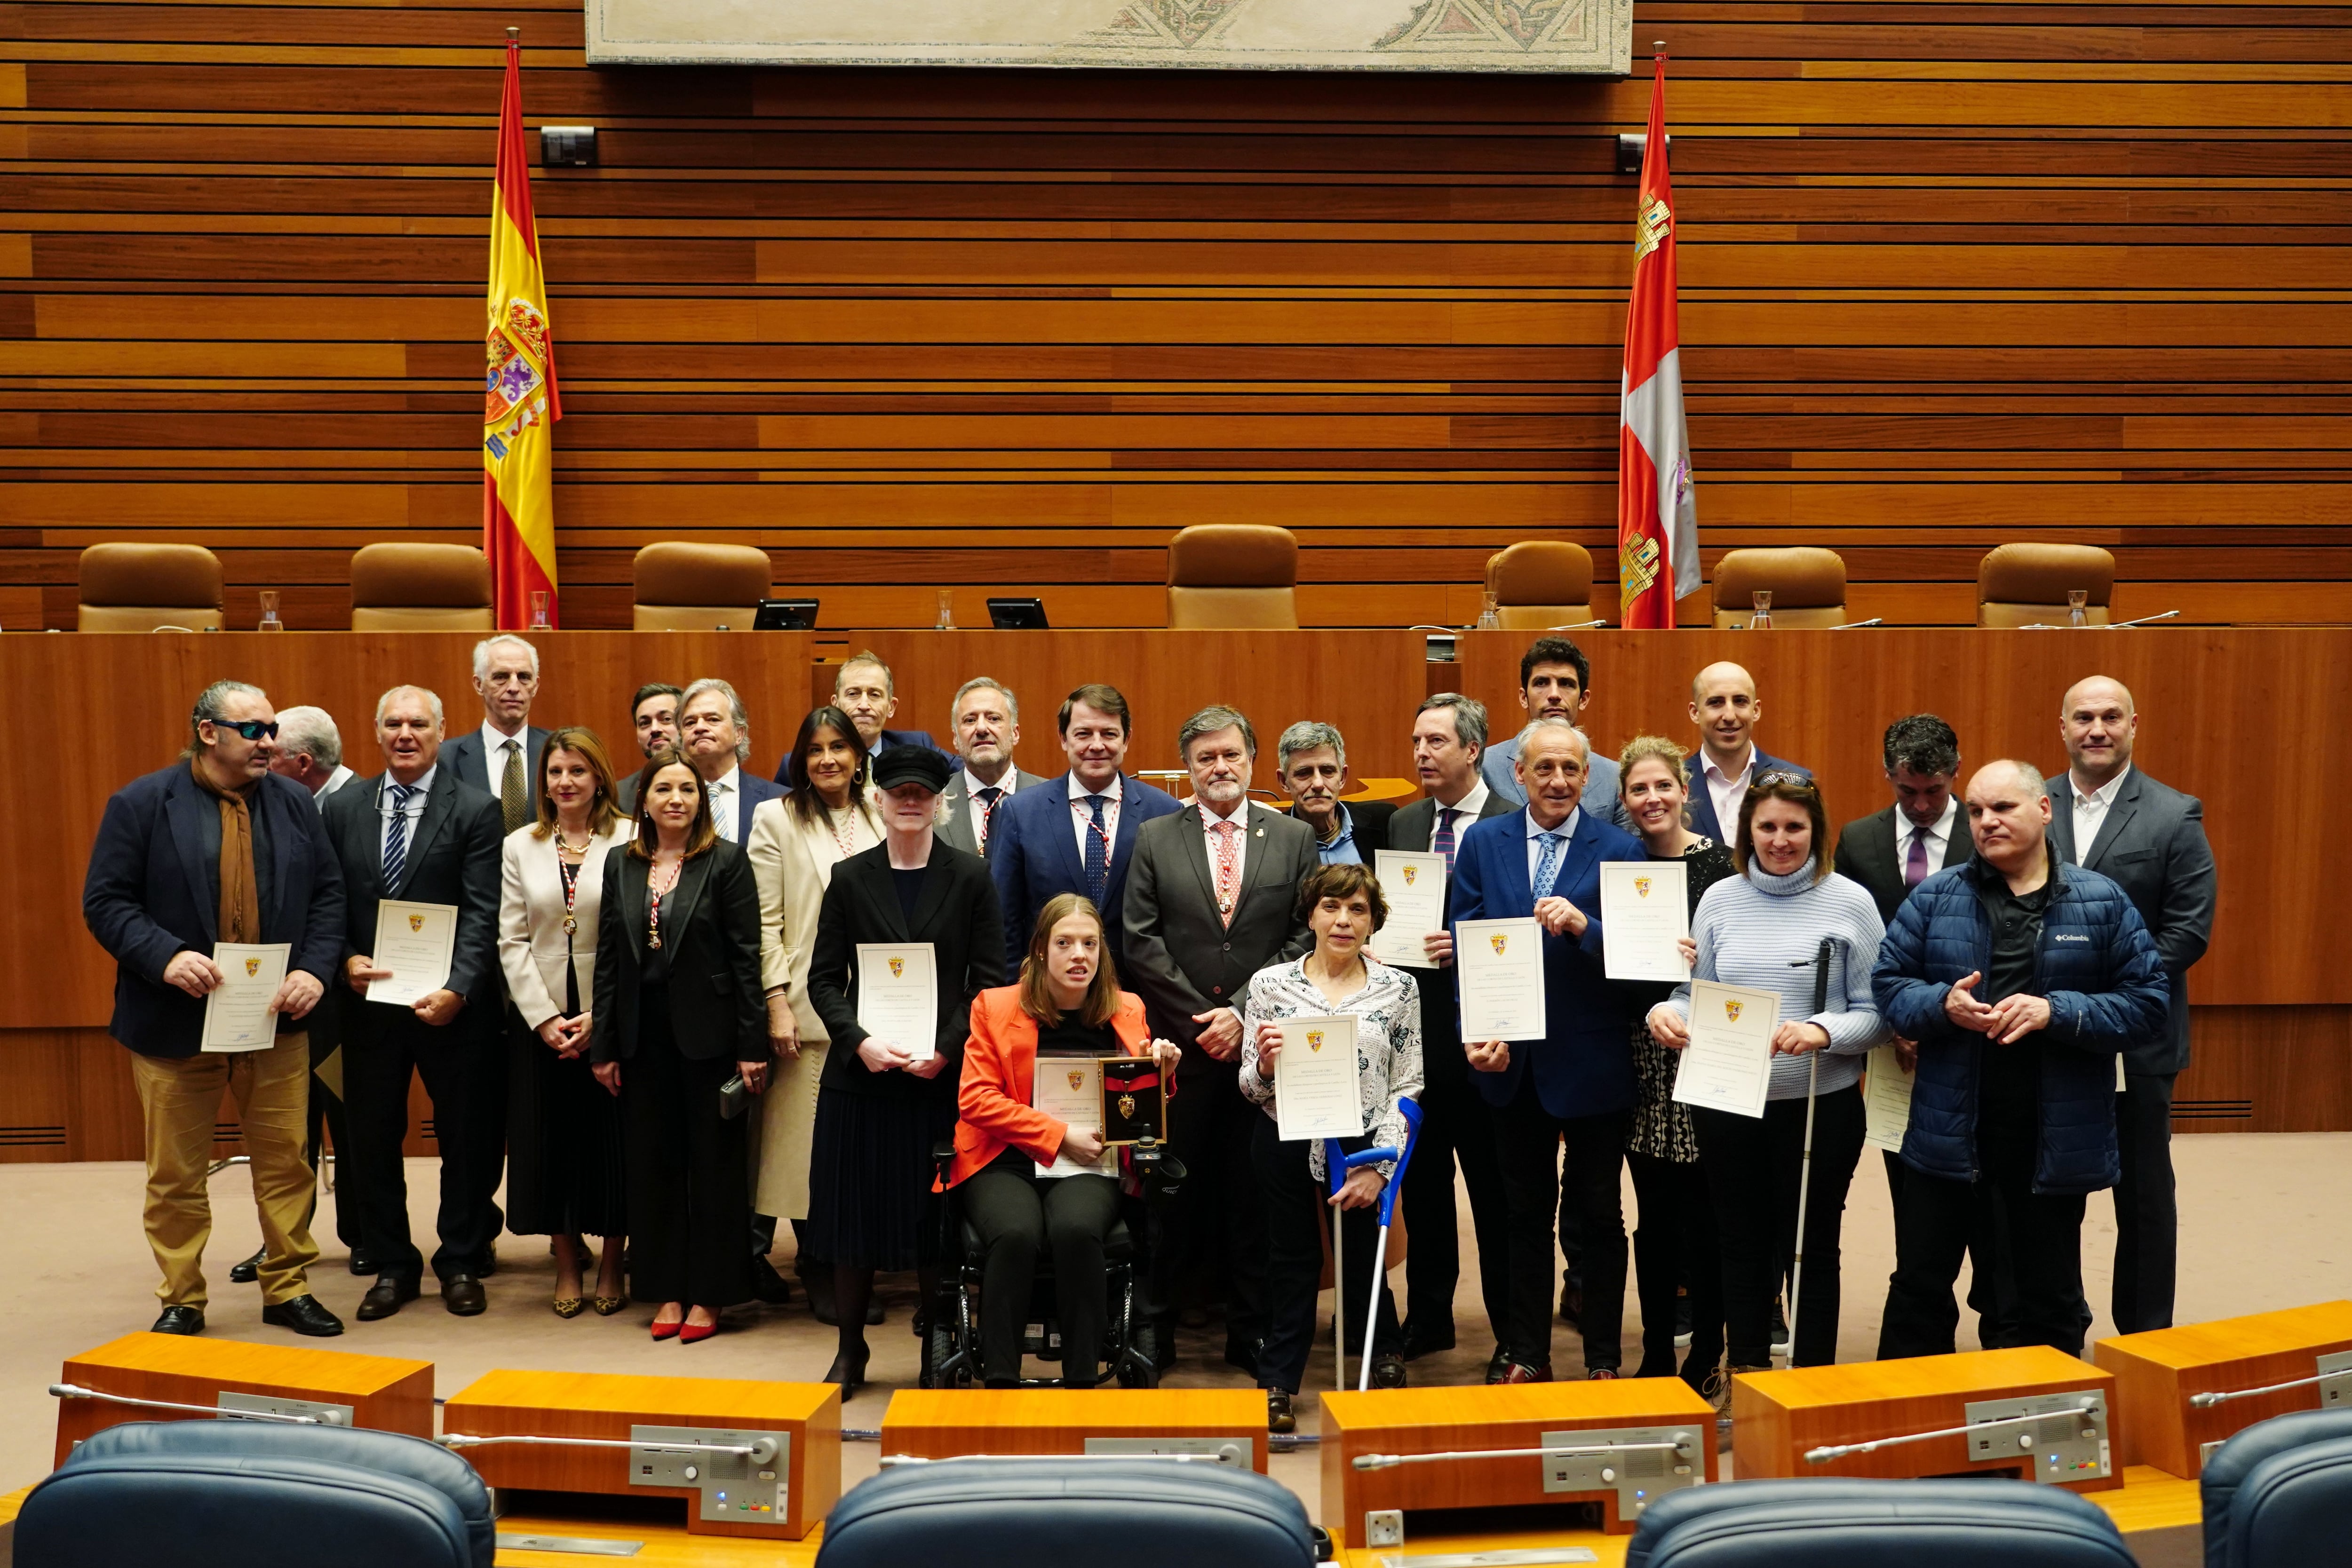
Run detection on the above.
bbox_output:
[771,727,954,786]
[1450,806,1645,1120]
[988,771,1182,974]
[730,771,785,844]
[82,764,348,1059]
[1682,748,1811,846]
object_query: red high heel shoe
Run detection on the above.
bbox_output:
[650,1317,682,1341]
[679,1315,719,1345]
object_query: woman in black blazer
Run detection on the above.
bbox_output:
[592,746,766,1343]
[806,747,1005,1394]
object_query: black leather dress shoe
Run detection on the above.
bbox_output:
[151,1305,205,1335]
[262,1295,346,1337]
[1483,1345,1512,1383]
[476,1252,499,1279]
[442,1272,487,1316]
[1398,1319,1456,1361]
[1224,1335,1263,1376]
[357,1276,419,1321]
[228,1246,264,1285]
[749,1255,793,1305]
[348,1250,378,1277]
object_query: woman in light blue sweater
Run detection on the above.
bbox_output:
[1646,773,1887,1377]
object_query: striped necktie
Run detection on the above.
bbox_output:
[383,782,417,890]
[1531,830,1567,900]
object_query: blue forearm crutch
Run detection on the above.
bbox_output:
[1351,1097,1424,1393]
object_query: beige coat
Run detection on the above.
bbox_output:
[497,819,634,1034]
[747,791,882,1220]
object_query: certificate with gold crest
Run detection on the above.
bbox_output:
[1033,1055,1110,1178]
[201,942,290,1052]
[1599,860,1690,981]
[1671,980,1780,1119]
[1454,916,1546,1042]
[1370,850,1446,969]
[368,900,457,1008]
[856,943,938,1060]
[1272,1015,1363,1141]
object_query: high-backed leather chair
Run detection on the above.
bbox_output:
[77,543,223,632]
[16,1419,492,1568]
[1167,525,1298,630]
[1626,1478,2135,1568]
[1487,541,1607,629]
[1710,547,1847,628]
[632,541,772,631]
[817,1457,1316,1568]
[1978,543,2115,628]
[2201,1409,2352,1568]
[349,543,494,631]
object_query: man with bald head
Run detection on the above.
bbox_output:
[1872,760,2168,1357]
[2047,676,2215,1334]
[1684,661,1810,845]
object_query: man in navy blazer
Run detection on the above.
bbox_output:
[1683,660,1810,845]
[989,683,1181,974]
[82,680,348,1337]
[438,633,550,836]
[677,677,783,844]
[1453,717,1644,1381]
[771,649,953,783]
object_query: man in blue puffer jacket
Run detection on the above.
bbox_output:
[1872,759,2168,1358]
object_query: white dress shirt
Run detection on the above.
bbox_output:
[1423,779,1491,851]
[377,764,437,869]
[1702,746,1756,843]
[1197,797,1252,898]
[315,764,356,809]
[707,764,744,843]
[1898,796,1961,878]
[480,721,529,812]
[1068,772,1123,862]
[1523,806,1583,889]
[964,768,1019,852]
[2069,764,2131,865]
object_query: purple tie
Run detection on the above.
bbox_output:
[1433,807,1461,872]
[1904,827,1930,888]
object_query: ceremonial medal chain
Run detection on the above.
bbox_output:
[647,858,683,950]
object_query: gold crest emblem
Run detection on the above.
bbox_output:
[1117,1092,1137,1119]
[1724,1000,1743,1022]
[1401,865,1418,887]
[1307,1029,1325,1053]
[244,957,262,978]
[408,914,425,932]
[1066,1068,1086,1092]
[1634,191,1673,263]
[1490,932,1509,955]
[888,957,904,979]
[1633,877,1653,899]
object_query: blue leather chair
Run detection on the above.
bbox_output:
[15,1420,493,1568]
[2199,1408,2352,1568]
[1626,1479,2137,1568]
[818,1457,1316,1568]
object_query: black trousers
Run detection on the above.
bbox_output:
[1692,1085,1865,1369]
[961,1167,1122,1385]
[342,1011,505,1283]
[1884,1149,2022,1347]
[1153,1051,1265,1348]
[1253,1115,1399,1394]
[1628,1152,1722,1384]
[304,1068,361,1249]
[1879,1100,2089,1359]
[1494,1087,1628,1372]
[1401,1061,1511,1341]
[621,1009,754,1310]
[2111,1070,2178,1334]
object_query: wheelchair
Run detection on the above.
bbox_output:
[919,1139,1184,1390]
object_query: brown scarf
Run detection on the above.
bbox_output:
[191,760,262,945]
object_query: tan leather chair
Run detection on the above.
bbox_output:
[77,543,224,632]
[1486,541,1609,630]
[349,543,493,631]
[1166,524,1298,630]
[1710,547,1848,629]
[1977,543,2114,629]
[632,542,772,631]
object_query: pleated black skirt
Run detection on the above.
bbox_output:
[504,969,628,1239]
[806,1086,952,1271]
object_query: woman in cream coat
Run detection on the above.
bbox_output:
[747,705,882,1322]
[500,726,634,1317]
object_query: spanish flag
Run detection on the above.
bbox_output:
[482,33,560,629]
[1615,48,1698,630]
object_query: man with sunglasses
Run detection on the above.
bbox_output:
[83,681,350,1337]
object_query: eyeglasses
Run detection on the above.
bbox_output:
[1751,771,1816,792]
[208,718,279,741]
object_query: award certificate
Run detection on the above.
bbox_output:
[1864,1044,1915,1153]
[368,900,457,1008]
[1034,1057,1111,1178]
[202,942,290,1052]
[1369,850,1446,969]
[856,943,938,1060]
[1272,1015,1364,1142]
[1671,980,1780,1119]
[1455,917,1546,1042]
[1600,860,1690,982]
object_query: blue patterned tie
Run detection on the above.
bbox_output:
[1531,829,1566,900]
[382,782,416,891]
[1083,794,1110,907]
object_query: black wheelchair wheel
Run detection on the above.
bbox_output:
[928,1316,970,1388]
[1116,1319,1159,1387]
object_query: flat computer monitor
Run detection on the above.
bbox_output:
[752,598,819,630]
[986,597,1049,630]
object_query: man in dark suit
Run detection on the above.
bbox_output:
[989,683,1182,974]
[678,677,783,844]
[772,649,951,783]
[81,680,349,1338]
[1454,718,1644,1382]
[614,681,680,815]
[1123,705,1318,1374]
[1683,661,1810,844]
[1388,693,1517,1371]
[438,633,550,837]
[321,685,507,1321]
[2048,675,2216,1334]
[1273,719,1396,862]
[938,676,1048,858]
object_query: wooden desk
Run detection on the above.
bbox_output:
[442,1369,840,1540]
[878,1388,1269,1472]
[1732,1346,2120,1493]
[53,1331,432,1466]
[2094,1300,2352,1478]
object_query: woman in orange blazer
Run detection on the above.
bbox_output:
[948,891,1179,1387]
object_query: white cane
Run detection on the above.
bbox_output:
[1781,938,1834,1367]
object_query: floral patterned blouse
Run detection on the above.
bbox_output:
[1238,956,1424,1182]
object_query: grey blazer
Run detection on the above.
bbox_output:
[937,767,1050,858]
[1120,801,1318,1052]
[1481,735,1631,831]
[2046,766,2216,1076]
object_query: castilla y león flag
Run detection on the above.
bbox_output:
[482,35,561,629]
[1616,51,1698,629]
